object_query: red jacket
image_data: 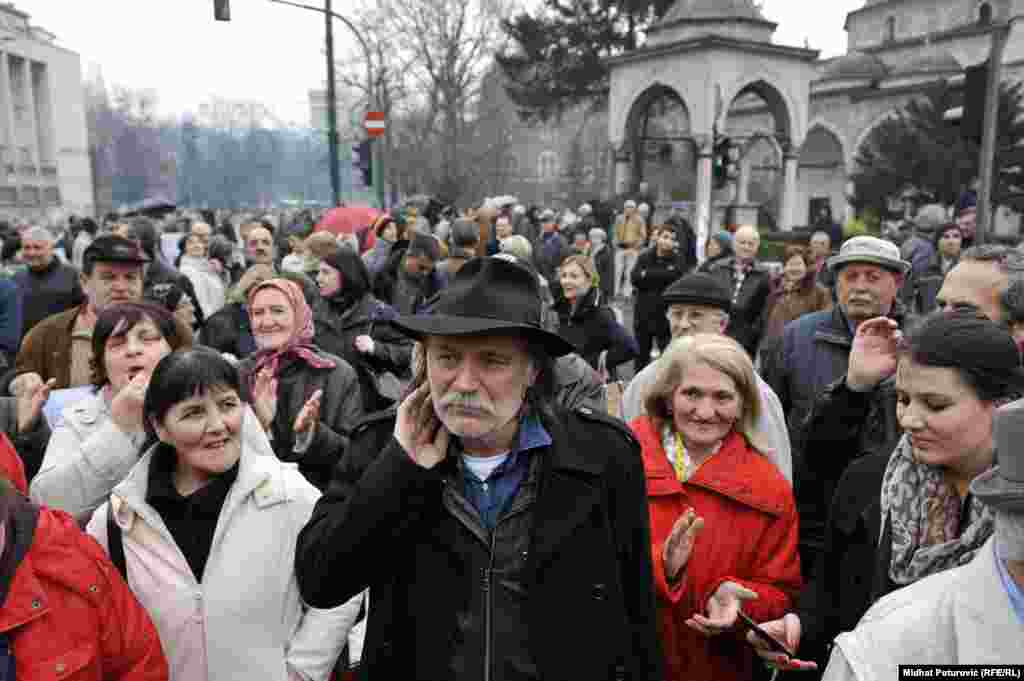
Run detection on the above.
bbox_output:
[631,417,802,681]
[0,438,168,680]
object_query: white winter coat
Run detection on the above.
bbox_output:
[823,537,1024,681]
[31,391,148,520]
[87,421,363,681]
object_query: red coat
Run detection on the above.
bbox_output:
[631,416,802,681]
[0,441,168,680]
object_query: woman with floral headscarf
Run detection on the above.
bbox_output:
[239,278,364,490]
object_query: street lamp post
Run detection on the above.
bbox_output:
[324,0,340,207]
[269,0,376,208]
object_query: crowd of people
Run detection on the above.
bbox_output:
[0,194,1016,680]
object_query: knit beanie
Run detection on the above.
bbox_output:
[661,272,733,313]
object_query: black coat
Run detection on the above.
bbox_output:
[238,352,364,491]
[373,244,445,315]
[591,244,615,302]
[313,294,413,412]
[704,257,772,357]
[554,288,638,371]
[13,260,84,336]
[295,405,664,681]
[199,302,256,360]
[795,451,895,666]
[761,304,902,566]
[630,248,684,334]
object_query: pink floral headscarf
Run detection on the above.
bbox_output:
[247,278,336,393]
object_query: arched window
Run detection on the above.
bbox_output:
[537,151,559,179]
[505,154,519,175]
[979,2,993,25]
[885,16,896,42]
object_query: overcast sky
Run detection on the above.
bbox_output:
[23,0,863,126]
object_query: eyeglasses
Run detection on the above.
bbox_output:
[666,308,718,324]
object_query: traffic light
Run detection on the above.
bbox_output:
[214,0,231,21]
[963,60,988,142]
[713,137,732,190]
[353,140,373,189]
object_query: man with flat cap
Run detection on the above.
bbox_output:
[9,235,158,396]
[296,256,663,681]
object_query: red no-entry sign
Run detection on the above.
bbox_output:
[364,111,385,137]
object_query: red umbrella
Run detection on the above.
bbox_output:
[315,206,382,236]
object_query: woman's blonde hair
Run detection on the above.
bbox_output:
[559,254,599,288]
[643,333,772,455]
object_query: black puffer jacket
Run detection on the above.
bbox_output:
[704,256,772,356]
[238,352,364,490]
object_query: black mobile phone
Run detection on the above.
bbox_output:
[737,610,793,657]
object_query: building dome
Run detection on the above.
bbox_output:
[659,0,769,24]
[820,51,890,81]
[890,49,961,76]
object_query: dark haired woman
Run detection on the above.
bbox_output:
[241,278,364,490]
[750,311,1024,671]
[31,302,192,520]
[85,348,363,681]
[314,246,412,412]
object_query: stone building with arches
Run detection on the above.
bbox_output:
[605,0,1024,241]
[491,0,1024,242]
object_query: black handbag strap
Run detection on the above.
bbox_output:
[107,502,127,580]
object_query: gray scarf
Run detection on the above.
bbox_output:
[880,434,995,585]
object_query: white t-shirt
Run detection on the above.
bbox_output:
[462,452,511,482]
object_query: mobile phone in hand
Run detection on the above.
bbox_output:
[737,610,793,657]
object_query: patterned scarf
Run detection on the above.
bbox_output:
[247,278,336,395]
[880,434,995,585]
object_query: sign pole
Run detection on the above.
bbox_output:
[325,0,341,207]
[976,22,1011,244]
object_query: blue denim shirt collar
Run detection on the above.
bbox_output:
[995,539,1024,626]
[457,412,551,532]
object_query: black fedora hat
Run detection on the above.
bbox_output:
[391,256,576,357]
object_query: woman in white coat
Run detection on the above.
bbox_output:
[31,302,192,521]
[87,347,363,681]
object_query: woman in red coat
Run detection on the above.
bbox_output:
[630,332,801,681]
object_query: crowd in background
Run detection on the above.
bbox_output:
[0,189,1017,680]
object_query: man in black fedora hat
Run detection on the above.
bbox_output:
[296,256,663,681]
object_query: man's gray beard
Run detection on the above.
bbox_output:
[996,510,1024,561]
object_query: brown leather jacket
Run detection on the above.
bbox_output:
[13,305,84,392]
[12,305,194,394]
